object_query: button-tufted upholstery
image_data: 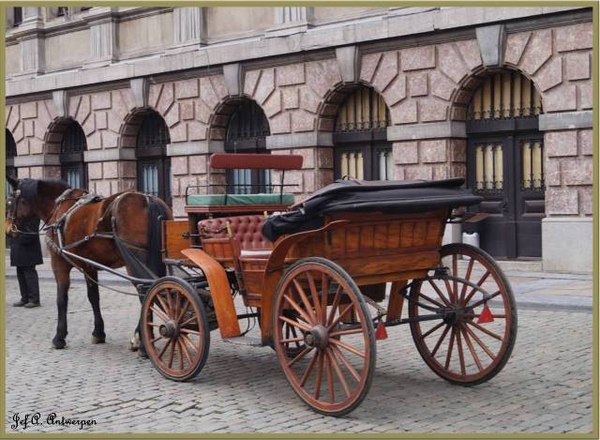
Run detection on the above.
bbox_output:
[198,214,272,252]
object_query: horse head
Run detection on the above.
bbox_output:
[5,177,70,237]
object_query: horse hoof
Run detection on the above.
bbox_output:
[52,339,67,349]
[91,335,106,344]
[129,335,140,352]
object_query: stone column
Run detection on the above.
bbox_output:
[173,7,206,46]
[268,7,313,36]
[85,7,119,66]
[16,7,45,75]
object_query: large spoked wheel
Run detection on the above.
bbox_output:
[273,257,376,417]
[141,276,210,382]
[409,243,517,386]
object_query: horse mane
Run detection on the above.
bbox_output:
[22,178,71,204]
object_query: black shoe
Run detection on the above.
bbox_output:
[12,300,27,307]
[24,302,40,308]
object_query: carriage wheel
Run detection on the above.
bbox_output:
[273,257,376,417]
[141,276,210,382]
[409,243,517,386]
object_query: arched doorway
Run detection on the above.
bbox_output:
[224,99,271,194]
[466,71,544,259]
[135,111,171,205]
[333,86,392,180]
[60,120,88,189]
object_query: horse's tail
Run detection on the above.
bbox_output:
[146,197,171,278]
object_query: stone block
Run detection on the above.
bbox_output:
[170,123,188,143]
[24,120,34,137]
[437,43,468,84]
[299,86,320,113]
[390,100,417,124]
[111,90,130,119]
[419,97,448,122]
[6,106,19,132]
[305,59,340,99]
[263,90,282,118]
[580,187,593,216]
[542,85,577,112]
[200,77,219,110]
[504,32,530,66]
[432,164,450,180]
[544,159,561,187]
[360,53,381,83]
[546,187,578,215]
[456,38,482,70]
[579,82,593,110]
[519,29,552,75]
[566,52,590,81]
[180,101,195,121]
[29,167,43,179]
[579,129,592,156]
[420,139,447,163]
[400,46,435,72]
[292,147,315,169]
[429,71,455,101]
[244,70,261,97]
[91,92,112,110]
[270,113,291,134]
[404,165,433,180]
[542,217,592,273]
[164,104,180,128]
[156,83,175,116]
[87,132,102,150]
[408,73,428,97]
[88,162,103,180]
[189,155,208,175]
[555,22,593,52]
[210,75,229,101]
[282,88,300,110]
[195,100,212,124]
[120,161,136,179]
[188,120,207,141]
[561,158,593,186]
[95,112,108,130]
[292,110,315,133]
[101,130,119,149]
[372,51,398,93]
[383,74,407,106]
[335,45,359,83]
[82,116,96,137]
[171,156,189,176]
[20,101,37,119]
[449,139,466,163]
[393,141,418,164]
[254,68,276,105]
[277,64,305,86]
[545,130,577,157]
[317,147,334,168]
[534,56,562,92]
[29,137,43,155]
[103,161,118,179]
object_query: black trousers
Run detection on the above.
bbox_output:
[16,266,40,304]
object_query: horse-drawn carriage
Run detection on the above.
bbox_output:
[6,153,517,417]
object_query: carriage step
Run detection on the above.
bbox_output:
[223,336,263,347]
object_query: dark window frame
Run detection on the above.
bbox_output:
[60,121,88,190]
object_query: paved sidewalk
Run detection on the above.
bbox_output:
[4,255,594,311]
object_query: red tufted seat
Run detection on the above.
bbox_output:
[198,214,272,256]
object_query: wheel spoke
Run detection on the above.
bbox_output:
[460,325,484,372]
[157,337,171,360]
[178,336,194,366]
[418,288,448,309]
[326,349,351,398]
[444,328,456,370]
[286,346,313,368]
[464,323,498,359]
[327,303,354,332]
[314,351,324,400]
[329,327,363,338]
[155,293,172,319]
[326,285,343,328]
[330,343,361,382]
[420,321,446,340]
[150,305,170,323]
[283,292,315,325]
[430,324,451,357]
[329,338,366,359]
[292,279,317,324]
[167,338,176,368]
[427,280,452,306]
[459,257,475,303]
[321,275,330,324]
[299,350,319,387]
[180,315,198,328]
[306,272,322,324]
[455,327,466,375]
[177,299,190,323]
[325,351,335,404]
[279,315,312,333]
[180,328,201,336]
[181,333,198,357]
[464,270,491,304]
[176,339,184,370]
[452,254,458,301]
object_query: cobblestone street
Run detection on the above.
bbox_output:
[4,276,594,436]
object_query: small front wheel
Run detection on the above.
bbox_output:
[273,257,376,417]
[141,277,210,381]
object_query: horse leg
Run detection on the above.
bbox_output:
[86,270,106,344]
[52,263,72,349]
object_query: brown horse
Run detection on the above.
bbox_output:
[5,176,172,350]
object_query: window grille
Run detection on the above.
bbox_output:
[60,122,87,189]
[335,87,390,132]
[468,73,542,121]
[136,112,170,150]
[474,142,503,193]
[135,112,171,203]
[226,101,270,141]
[375,147,393,180]
[521,139,544,191]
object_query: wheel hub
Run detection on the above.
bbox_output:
[304,325,329,349]
[159,320,179,338]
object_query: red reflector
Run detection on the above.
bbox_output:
[375,320,388,340]
[477,304,494,324]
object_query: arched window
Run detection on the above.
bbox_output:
[135,111,171,204]
[466,71,544,259]
[60,121,88,189]
[333,87,392,180]
[6,129,16,179]
[224,100,271,194]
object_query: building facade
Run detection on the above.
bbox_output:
[4,6,595,272]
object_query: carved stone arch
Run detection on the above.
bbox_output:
[43,117,88,188]
[207,95,270,143]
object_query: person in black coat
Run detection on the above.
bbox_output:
[10,217,43,308]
